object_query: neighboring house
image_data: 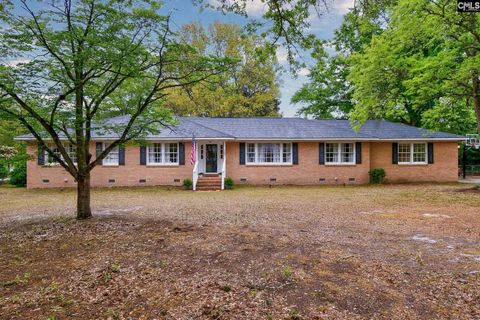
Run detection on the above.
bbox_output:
[16,116,465,190]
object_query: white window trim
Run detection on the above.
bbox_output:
[398,142,427,165]
[245,142,293,165]
[102,142,119,166]
[44,143,77,166]
[325,142,356,165]
[146,142,179,166]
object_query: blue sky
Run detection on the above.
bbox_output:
[161,0,355,117]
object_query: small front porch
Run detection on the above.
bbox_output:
[192,140,227,191]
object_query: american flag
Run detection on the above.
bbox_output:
[190,134,196,165]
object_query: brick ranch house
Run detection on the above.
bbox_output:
[17,117,465,190]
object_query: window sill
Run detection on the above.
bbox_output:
[146,163,179,167]
[324,163,357,166]
[41,164,61,168]
[102,164,119,167]
[397,163,428,166]
[41,163,78,168]
[245,163,293,167]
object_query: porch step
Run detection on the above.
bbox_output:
[196,175,222,191]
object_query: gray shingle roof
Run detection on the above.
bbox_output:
[313,119,465,140]
[186,117,375,139]
[15,116,466,141]
[93,115,234,139]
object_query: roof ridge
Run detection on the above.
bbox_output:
[181,117,235,138]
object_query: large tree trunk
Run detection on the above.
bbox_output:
[76,172,92,220]
[473,73,480,133]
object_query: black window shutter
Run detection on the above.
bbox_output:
[292,143,298,165]
[319,143,325,165]
[179,142,185,165]
[427,142,434,164]
[239,143,245,165]
[96,142,102,158]
[355,142,362,164]
[392,143,398,164]
[140,146,146,165]
[119,145,125,165]
[37,144,45,165]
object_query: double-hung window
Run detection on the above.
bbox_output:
[68,144,77,164]
[147,142,179,165]
[246,143,292,164]
[398,143,426,164]
[45,143,77,165]
[325,143,355,164]
[103,143,119,166]
[164,143,178,164]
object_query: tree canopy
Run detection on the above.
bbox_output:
[194,0,328,71]
[164,21,281,117]
[292,0,393,120]
[350,0,479,133]
[293,0,480,134]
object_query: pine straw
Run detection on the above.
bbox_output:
[0,184,479,319]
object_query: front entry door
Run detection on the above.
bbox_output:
[205,144,218,173]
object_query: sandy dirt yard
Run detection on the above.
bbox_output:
[0,184,479,319]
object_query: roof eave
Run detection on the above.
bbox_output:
[14,136,467,142]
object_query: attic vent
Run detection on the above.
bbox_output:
[240,178,247,182]
[108,179,115,183]
[42,179,50,183]
[139,179,146,183]
[173,178,180,183]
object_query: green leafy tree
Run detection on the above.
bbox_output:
[0,116,27,183]
[195,0,328,72]
[349,0,480,133]
[0,0,231,219]
[165,22,281,117]
[292,47,353,118]
[293,1,395,119]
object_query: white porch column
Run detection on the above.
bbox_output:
[221,141,226,190]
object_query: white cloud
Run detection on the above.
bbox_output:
[276,47,288,64]
[332,0,355,15]
[208,0,267,17]
[244,0,267,17]
[298,68,310,77]
[3,59,31,67]
[306,0,354,34]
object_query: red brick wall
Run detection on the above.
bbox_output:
[369,142,459,182]
[225,142,371,185]
[26,140,459,188]
[26,142,193,188]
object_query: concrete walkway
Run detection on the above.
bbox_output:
[459,178,480,184]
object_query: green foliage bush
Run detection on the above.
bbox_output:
[224,177,234,189]
[10,162,26,187]
[0,162,8,180]
[369,168,385,184]
[182,178,193,190]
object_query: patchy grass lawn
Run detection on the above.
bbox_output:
[1,184,480,319]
